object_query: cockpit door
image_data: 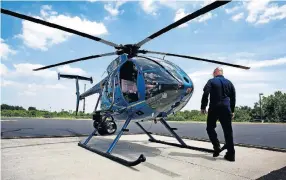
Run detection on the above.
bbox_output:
[119,61,141,104]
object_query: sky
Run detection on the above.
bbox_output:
[1,0,286,113]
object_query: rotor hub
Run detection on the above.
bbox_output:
[116,44,139,58]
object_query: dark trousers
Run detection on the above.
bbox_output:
[206,104,235,154]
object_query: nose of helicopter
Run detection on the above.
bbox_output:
[181,75,194,97]
[174,76,194,111]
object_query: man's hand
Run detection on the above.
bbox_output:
[231,113,235,119]
[201,109,207,115]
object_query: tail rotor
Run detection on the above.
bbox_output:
[58,73,93,115]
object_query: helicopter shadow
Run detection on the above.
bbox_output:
[168,151,224,161]
[79,137,182,177]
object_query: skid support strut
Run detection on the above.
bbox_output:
[136,117,226,154]
[78,116,146,167]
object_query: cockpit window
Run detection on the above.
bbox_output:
[121,79,138,94]
[107,57,120,74]
[155,60,183,83]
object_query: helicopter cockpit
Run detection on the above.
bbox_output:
[119,61,139,103]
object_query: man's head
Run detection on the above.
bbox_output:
[213,67,223,77]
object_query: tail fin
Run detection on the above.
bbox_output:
[58,73,93,115]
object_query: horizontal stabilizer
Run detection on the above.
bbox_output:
[58,73,93,84]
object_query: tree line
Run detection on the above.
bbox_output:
[1,105,92,119]
[1,91,285,122]
[168,91,286,123]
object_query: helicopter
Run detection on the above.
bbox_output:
[1,0,250,167]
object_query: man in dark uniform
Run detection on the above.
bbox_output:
[201,67,236,161]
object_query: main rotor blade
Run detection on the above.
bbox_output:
[139,50,250,70]
[33,52,117,71]
[1,8,119,48]
[135,1,231,48]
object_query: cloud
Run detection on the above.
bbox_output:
[1,75,97,112]
[1,79,19,87]
[174,9,188,28]
[2,63,87,79]
[173,7,213,28]
[195,12,213,22]
[12,63,57,79]
[18,91,37,96]
[245,0,271,23]
[139,0,158,16]
[104,1,126,17]
[58,65,87,76]
[231,12,244,22]
[248,57,286,68]
[201,0,216,7]
[1,63,93,111]
[244,0,286,25]
[225,6,241,14]
[256,4,286,24]
[0,63,9,76]
[2,80,67,96]
[17,5,108,51]
[0,38,17,59]
[87,0,98,2]
[140,1,215,24]
[183,56,286,111]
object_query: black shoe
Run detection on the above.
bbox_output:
[213,145,221,157]
[224,152,235,162]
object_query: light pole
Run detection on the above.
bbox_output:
[83,84,86,113]
[259,93,263,122]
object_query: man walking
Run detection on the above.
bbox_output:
[201,67,236,161]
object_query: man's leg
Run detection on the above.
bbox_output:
[206,108,220,156]
[218,105,235,161]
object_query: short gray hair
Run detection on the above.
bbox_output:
[214,67,223,74]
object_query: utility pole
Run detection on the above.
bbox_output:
[259,93,263,123]
[83,84,86,113]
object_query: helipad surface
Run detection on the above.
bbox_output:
[2,134,286,180]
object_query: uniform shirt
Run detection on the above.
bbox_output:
[201,75,236,112]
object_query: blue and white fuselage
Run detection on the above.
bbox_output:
[80,54,194,121]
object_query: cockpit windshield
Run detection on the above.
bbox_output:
[133,58,178,84]
[153,59,183,83]
[133,57,179,101]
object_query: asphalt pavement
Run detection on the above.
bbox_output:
[2,135,286,180]
[1,118,286,150]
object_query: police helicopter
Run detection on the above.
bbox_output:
[1,0,250,166]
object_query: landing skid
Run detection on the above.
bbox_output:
[78,117,146,167]
[136,118,226,154]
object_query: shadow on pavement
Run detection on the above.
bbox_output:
[256,166,286,180]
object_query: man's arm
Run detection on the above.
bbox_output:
[230,82,236,113]
[201,79,211,110]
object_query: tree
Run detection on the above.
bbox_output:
[234,106,252,122]
[1,104,25,110]
[28,107,37,111]
[262,91,286,122]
